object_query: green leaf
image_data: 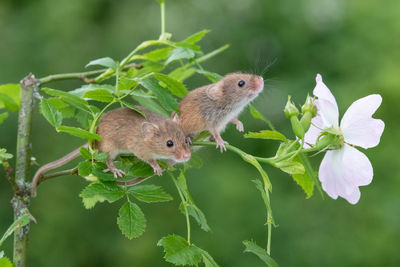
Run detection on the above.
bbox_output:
[83,89,114,103]
[196,69,222,83]
[129,184,173,203]
[120,100,146,117]
[57,126,101,141]
[75,109,93,130]
[68,84,115,98]
[241,154,272,192]
[200,249,219,267]
[169,67,197,82]
[274,159,305,175]
[252,179,274,226]
[91,163,116,181]
[86,57,117,70]
[0,148,13,161]
[0,112,8,124]
[40,98,62,128]
[291,155,315,198]
[243,240,279,267]
[80,147,91,159]
[249,104,275,131]
[0,257,13,267]
[128,160,154,177]
[244,130,286,141]
[0,93,19,111]
[183,29,210,44]
[157,234,202,266]
[153,73,188,98]
[0,84,20,109]
[48,98,75,118]
[79,182,125,209]
[0,214,30,247]
[184,154,203,171]
[139,78,178,112]
[166,47,196,65]
[142,47,172,61]
[43,88,91,113]
[117,201,146,239]
[78,161,92,177]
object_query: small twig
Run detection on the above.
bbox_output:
[37,168,78,186]
[38,63,143,85]
[2,160,17,191]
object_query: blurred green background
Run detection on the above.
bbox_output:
[1,0,399,266]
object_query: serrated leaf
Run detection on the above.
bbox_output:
[157,234,202,266]
[83,89,114,103]
[78,161,92,177]
[184,154,203,171]
[40,98,62,128]
[139,78,178,112]
[243,240,278,267]
[79,182,125,209]
[68,84,115,97]
[0,92,19,111]
[166,47,196,65]
[43,88,91,113]
[120,100,146,117]
[86,57,117,70]
[274,160,305,175]
[75,109,93,130]
[48,98,75,118]
[154,73,188,98]
[0,214,30,247]
[129,160,154,177]
[249,104,275,131]
[0,257,13,267]
[0,112,8,124]
[291,155,314,198]
[129,184,173,203]
[57,126,101,141]
[117,201,146,239]
[244,130,286,141]
[93,152,109,162]
[183,29,210,44]
[196,69,222,83]
[92,164,116,181]
[80,147,91,159]
[0,84,20,109]
[200,249,219,267]
[142,47,172,61]
[169,67,197,82]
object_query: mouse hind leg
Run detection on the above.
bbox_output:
[104,156,126,178]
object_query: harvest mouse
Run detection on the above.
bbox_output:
[31,107,191,196]
[178,72,264,152]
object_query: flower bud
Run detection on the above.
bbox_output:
[301,95,317,117]
[290,116,305,139]
[284,96,299,118]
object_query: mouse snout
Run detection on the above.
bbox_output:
[175,150,191,162]
[255,76,264,92]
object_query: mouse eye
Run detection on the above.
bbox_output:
[166,140,174,147]
[238,80,245,87]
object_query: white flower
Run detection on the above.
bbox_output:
[304,74,384,204]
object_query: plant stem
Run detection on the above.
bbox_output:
[160,0,166,38]
[169,173,191,244]
[38,168,78,185]
[266,190,272,255]
[13,73,37,267]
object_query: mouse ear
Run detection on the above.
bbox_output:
[171,112,180,123]
[141,122,159,139]
[206,84,220,101]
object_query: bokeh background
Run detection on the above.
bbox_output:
[1,0,399,266]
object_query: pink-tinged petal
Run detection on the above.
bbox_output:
[318,145,372,204]
[304,115,324,147]
[340,94,384,149]
[313,74,339,127]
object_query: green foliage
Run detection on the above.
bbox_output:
[0,148,13,164]
[80,182,125,209]
[244,130,286,141]
[40,98,62,128]
[0,257,13,267]
[243,240,278,267]
[139,78,179,112]
[0,214,30,248]
[117,201,146,239]
[85,57,117,71]
[249,104,275,131]
[57,126,101,141]
[153,73,188,98]
[0,84,20,110]
[83,89,114,103]
[0,112,8,124]
[128,185,173,203]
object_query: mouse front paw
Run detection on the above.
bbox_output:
[104,167,126,178]
[231,118,244,132]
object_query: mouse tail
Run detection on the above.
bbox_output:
[31,143,89,197]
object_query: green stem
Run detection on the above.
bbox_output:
[13,73,37,267]
[169,174,191,244]
[160,0,166,38]
[266,190,272,255]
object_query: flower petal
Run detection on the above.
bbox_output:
[313,74,339,127]
[318,144,373,204]
[304,114,324,147]
[340,94,384,149]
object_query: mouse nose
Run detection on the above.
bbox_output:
[176,151,191,162]
[257,76,264,91]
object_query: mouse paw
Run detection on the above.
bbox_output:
[104,167,126,178]
[215,139,228,152]
[231,118,244,132]
[153,165,163,176]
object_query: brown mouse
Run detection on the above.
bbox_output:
[31,107,191,196]
[178,72,264,151]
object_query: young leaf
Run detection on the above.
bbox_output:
[196,69,222,83]
[183,29,210,44]
[43,88,91,113]
[252,179,275,226]
[91,164,116,181]
[157,234,202,266]
[40,98,62,128]
[241,154,272,192]
[274,160,305,175]
[153,73,188,98]
[169,67,197,82]
[68,84,115,97]
[75,109,93,130]
[57,126,101,141]
[249,104,276,131]
[0,257,13,267]
[0,112,8,124]
[142,47,172,61]
[117,201,146,239]
[200,249,220,267]
[120,100,146,117]
[79,182,125,209]
[166,47,196,65]
[0,92,19,111]
[86,57,117,70]
[48,98,75,118]
[291,156,315,198]
[83,89,114,103]
[244,130,286,141]
[139,78,178,112]
[243,240,279,267]
[78,161,92,177]
[0,84,20,109]
[0,148,13,163]
[128,184,173,203]
[128,160,154,177]
[0,213,30,247]
[80,147,91,159]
